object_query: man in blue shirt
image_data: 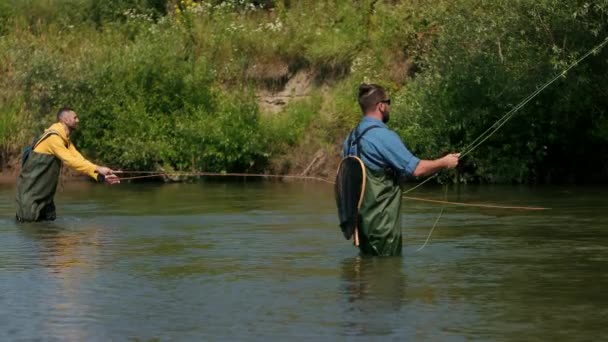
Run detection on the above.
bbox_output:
[342,83,459,256]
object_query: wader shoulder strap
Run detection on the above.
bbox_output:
[346,125,382,158]
[33,129,68,149]
[21,129,69,168]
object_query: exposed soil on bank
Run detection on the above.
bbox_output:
[1,67,345,183]
[256,67,344,179]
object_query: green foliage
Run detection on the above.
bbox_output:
[0,99,30,169]
[175,89,269,172]
[390,0,608,183]
[264,95,321,148]
[1,0,607,182]
[0,100,24,146]
[0,0,166,36]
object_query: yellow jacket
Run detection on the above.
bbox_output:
[33,122,99,180]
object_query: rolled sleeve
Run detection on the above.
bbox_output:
[380,131,420,177]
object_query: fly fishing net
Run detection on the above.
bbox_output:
[334,156,366,242]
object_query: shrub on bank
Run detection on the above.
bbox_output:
[1,0,607,182]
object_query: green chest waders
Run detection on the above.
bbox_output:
[336,125,403,256]
[16,152,62,221]
[16,131,65,222]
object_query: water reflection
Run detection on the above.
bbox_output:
[17,221,102,341]
[340,256,406,337]
[19,220,101,273]
[2,183,608,340]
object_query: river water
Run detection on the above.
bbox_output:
[1,181,607,340]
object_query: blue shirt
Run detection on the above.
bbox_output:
[342,116,420,177]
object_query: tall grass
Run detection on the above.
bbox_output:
[1,0,607,182]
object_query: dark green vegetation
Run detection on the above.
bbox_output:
[1,0,607,183]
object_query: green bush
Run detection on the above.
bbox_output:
[390,0,608,183]
[1,0,607,182]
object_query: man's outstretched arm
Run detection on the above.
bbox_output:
[412,153,460,177]
[41,135,120,184]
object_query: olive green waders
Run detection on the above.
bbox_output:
[16,151,62,222]
[357,168,403,256]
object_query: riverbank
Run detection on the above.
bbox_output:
[0,167,99,186]
[0,140,343,185]
[1,1,607,183]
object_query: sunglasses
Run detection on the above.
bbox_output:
[378,99,391,105]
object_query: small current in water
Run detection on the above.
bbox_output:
[1,181,607,340]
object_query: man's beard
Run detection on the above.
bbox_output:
[382,111,390,123]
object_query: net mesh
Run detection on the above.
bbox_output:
[334,156,365,240]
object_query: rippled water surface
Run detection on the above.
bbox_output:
[1,181,607,340]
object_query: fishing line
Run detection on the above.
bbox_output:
[115,170,549,210]
[460,36,608,158]
[407,36,607,250]
[403,195,548,210]
[416,186,448,252]
[116,171,335,184]
[403,36,608,197]
[113,36,608,205]
[105,37,608,251]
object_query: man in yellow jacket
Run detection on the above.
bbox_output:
[16,107,120,222]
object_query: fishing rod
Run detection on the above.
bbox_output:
[110,37,607,224]
[460,36,608,158]
[404,36,608,195]
[413,36,608,250]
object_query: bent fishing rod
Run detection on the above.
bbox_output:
[404,36,608,195]
[412,36,608,250]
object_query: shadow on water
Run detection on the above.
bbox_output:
[339,256,406,337]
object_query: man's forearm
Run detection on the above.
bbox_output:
[412,158,447,177]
